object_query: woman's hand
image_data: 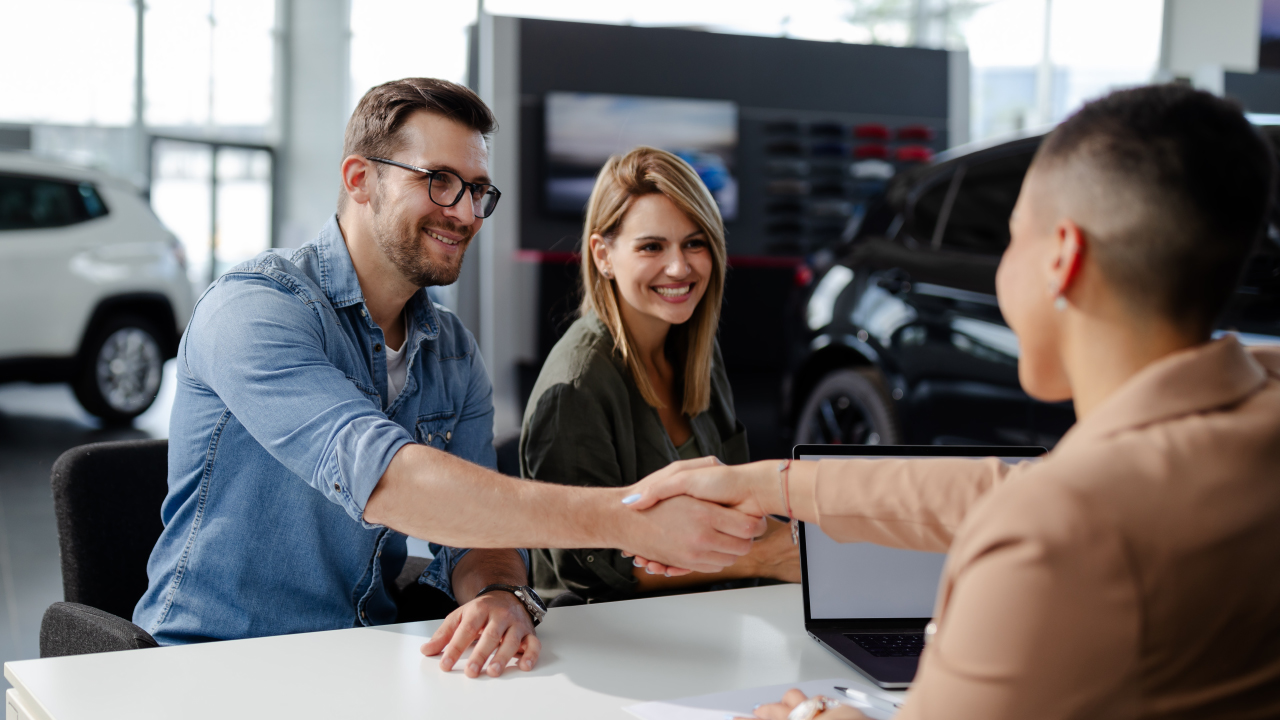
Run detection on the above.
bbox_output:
[622,456,780,516]
[748,689,869,720]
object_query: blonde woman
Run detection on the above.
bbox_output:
[519,147,799,603]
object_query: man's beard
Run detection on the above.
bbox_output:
[370,200,472,288]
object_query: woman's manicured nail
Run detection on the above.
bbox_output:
[633,559,644,567]
[664,571,672,577]
[622,494,642,504]
[645,567,655,574]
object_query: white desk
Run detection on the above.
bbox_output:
[4,585,902,719]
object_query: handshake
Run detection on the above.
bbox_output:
[612,457,798,576]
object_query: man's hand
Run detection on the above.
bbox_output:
[420,591,539,678]
[617,493,766,573]
[740,518,802,583]
[619,457,780,576]
[626,516,801,583]
[622,457,780,517]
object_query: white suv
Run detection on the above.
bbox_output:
[0,152,194,424]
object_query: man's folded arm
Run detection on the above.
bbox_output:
[185,276,413,527]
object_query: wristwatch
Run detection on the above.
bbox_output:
[475,583,547,627]
[787,695,843,720]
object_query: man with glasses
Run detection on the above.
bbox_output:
[135,78,764,678]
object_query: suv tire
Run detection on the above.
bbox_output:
[795,368,901,446]
[74,314,165,425]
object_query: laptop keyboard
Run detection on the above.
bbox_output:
[845,633,925,657]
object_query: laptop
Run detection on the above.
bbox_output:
[796,444,1045,689]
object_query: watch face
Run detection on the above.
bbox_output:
[521,586,547,612]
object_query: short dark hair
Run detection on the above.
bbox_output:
[339,78,497,210]
[1036,84,1276,335]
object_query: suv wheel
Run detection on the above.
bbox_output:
[795,368,901,446]
[74,314,165,424]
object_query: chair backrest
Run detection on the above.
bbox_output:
[50,439,169,621]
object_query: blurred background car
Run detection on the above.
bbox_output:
[0,153,194,424]
[783,129,1280,449]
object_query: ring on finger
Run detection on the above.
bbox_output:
[787,696,843,720]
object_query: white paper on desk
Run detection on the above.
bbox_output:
[624,678,897,720]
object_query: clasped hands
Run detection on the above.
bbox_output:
[621,455,781,576]
[419,457,783,681]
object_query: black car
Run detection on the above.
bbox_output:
[783,132,1280,448]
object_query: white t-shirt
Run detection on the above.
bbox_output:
[385,313,410,405]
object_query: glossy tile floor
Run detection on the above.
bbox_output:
[0,361,175,689]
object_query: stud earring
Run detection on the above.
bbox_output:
[1054,295,1068,312]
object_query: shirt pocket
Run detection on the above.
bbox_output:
[346,376,381,407]
[415,411,458,449]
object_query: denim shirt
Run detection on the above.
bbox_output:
[134,215,526,644]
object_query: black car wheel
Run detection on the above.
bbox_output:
[795,368,900,446]
[74,314,165,425]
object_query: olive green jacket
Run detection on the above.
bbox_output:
[519,314,749,601]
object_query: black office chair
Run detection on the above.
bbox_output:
[42,438,169,657]
[41,438,451,656]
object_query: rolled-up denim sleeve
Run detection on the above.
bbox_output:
[185,272,412,528]
[418,328,530,600]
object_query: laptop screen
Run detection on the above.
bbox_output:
[796,447,1042,622]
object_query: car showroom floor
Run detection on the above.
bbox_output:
[0,364,175,689]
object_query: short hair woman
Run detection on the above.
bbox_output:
[627,85,1280,718]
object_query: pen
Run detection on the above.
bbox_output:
[833,686,902,716]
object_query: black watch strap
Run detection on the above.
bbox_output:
[475,583,546,626]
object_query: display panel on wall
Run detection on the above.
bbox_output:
[1263,0,1280,69]
[544,92,739,220]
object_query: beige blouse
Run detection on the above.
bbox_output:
[787,337,1280,719]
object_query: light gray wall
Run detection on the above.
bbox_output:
[1161,0,1261,80]
[273,0,351,249]
[476,13,538,440]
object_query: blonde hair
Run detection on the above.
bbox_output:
[579,146,728,416]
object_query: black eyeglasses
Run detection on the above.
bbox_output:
[366,157,502,218]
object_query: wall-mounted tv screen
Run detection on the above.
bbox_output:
[545,92,738,220]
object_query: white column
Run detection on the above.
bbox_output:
[132,0,147,191]
[272,0,352,249]
[1160,0,1261,80]
[476,13,533,440]
[1033,0,1054,128]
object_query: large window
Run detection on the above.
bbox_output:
[0,0,137,127]
[150,140,272,287]
[349,0,476,109]
[145,0,275,128]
